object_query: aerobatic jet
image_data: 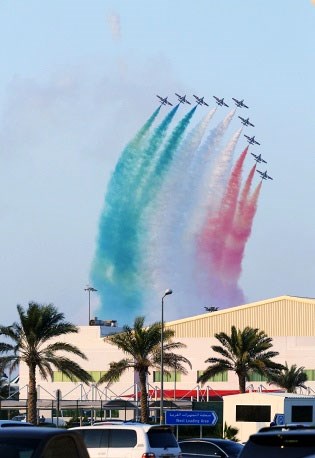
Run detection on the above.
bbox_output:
[193,95,209,106]
[257,170,273,180]
[175,93,191,104]
[239,116,255,127]
[213,96,229,107]
[156,95,173,106]
[244,134,260,145]
[251,153,267,164]
[232,98,249,108]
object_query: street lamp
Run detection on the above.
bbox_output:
[160,288,173,424]
[84,285,97,325]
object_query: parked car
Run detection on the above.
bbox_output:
[179,438,244,458]
[239,425,315,457]
[0,426,90,457]
[0,420,33,427]
[71,422,182,458]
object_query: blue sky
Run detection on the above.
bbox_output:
[0,1,314,325]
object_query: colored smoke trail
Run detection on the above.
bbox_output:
[138,106,197,206]
[183,110,236,239]
[134,105,179,200]
[219,164,257,280]
[189,128,243,237]
[220,179,262,282]
[140,110,215,312]
[91,104,263,322]
[196,147,248,306]
[91,107,164,319]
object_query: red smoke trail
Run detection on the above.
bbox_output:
[197,146,249,272]
[220,177,262,281]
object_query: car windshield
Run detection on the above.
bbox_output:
[219,441,243,455]
[148,428,178,448]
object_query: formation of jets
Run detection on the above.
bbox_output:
[155,93,273,181]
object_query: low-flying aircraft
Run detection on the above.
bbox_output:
[232,98,249,108]
[175,93,191,105]
[239,116,255,127]
[193,95,209,106]
[244,134,260,145]
[251,153,267,164]
[213,96,229,107]
[257,170,273,180]
[156,95,173,106]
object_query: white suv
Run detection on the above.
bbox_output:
[71,422,182,458]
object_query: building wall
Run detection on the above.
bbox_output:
[18,296,315,428]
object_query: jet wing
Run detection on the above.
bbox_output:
[167,101,173,106]
[204,102,209,106]
[262,158,267,163]
[223,102,229,107]
[186,100,191,105]
[248,121,255,127]
[243,104,249,108]
[254,140,261,145]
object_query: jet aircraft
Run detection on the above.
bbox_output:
[251,153,267,164]
[239,116,255,127]
[193,95,209,106]
[257,170,273,180]
[213,96,229,107]
[175,93,191,105]
[232,98,249,108]
[244,134,260,145]
[156,95,173,106]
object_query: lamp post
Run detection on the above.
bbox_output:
[160,288,173,424]
[84,285,97,325]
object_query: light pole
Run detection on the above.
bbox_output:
[84,285,97,325]
[160,288,172,424]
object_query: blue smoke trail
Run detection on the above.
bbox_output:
[91,108,162,320]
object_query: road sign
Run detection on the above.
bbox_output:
[165,410,218,426]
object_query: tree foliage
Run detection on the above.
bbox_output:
[198,326,284,393]
[0,302,92,424]
[99,316,191,423]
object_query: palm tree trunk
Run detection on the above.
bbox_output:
[28,363,37,424]
[139,370,148,423]
[238,373,246,393]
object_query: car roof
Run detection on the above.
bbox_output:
[179,438,235,443]
[0,426,77,438]
[71,423,172,432]
[0,420,33,427]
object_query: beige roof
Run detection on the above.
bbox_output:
[165,295,315,337]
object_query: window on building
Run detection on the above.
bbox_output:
[197,370,228,382]
[304,369,315,381]
[292,405,313,422]
[52,370,108,383]
[236,405,271,422]
[247,372,268,382]
[153,371,181,382]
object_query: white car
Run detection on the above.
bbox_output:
[71,422,182,458]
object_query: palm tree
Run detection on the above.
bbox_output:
[197,326,284,393]
[268,362,308,393]
[98,316,192,423]
[0,302,93,424]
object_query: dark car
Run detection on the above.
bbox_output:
[179,438,244,458]
[239,426,315,458]
[0,426,90,458]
